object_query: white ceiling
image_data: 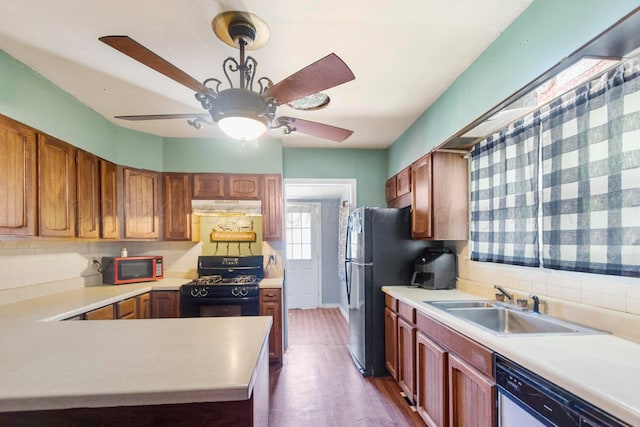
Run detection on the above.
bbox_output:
[0,0,533,149]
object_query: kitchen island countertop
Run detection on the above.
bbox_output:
[383,285,640,426]
[0,280,272,415]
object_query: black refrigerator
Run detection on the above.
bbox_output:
[345,206,435,376]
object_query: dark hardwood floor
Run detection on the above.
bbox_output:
[269,308,424,426]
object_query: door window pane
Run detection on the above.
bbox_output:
[286,211,312,260]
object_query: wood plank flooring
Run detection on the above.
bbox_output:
[269,308,425,426]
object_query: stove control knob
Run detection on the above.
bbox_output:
[239,287,248,297]
[232,287,240,297]
[190,288,199,297]
[200,287,208,297]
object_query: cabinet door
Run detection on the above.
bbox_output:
[397,315,417,402]
[411,154,432,239]
[416,331,448,427]
[38,135,76,237]
[163,173,192,240]
[100,160,119,239]
[123,167,159,239]
[0,115,37,236]
[396,167,411,197]
[260,288,283,362]
[448,353,495,427]
[228,174,260,199]
[432,152,469,240]
[137,292,151,319]
[116,297,137,319]
[193,173,224,199]
[384,307,398,380]
[76,150,100,238]
[151,291,180,318]
[84,304,114,320]
[386,175,397,203]
[262,174,283,241]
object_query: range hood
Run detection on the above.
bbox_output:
[192,200,262,215]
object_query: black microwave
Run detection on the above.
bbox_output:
[101,256,164,285]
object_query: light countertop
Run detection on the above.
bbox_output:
[0,280,272,413]
[383,285,640,426]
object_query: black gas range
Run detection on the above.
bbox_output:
[180,256,263,317]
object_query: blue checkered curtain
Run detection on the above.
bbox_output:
[470,113,540,266]
[541,64,640,277]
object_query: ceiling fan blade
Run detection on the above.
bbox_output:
[266,53,355,105]
[99,36,208,93]
[279,117,353,142]
[114,113,209,121]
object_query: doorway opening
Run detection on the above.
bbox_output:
[284,179,356,318]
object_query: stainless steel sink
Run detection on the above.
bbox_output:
[426,300,496,309]
[425,300,605,335]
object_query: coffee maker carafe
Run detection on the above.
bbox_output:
[410,247,456,290]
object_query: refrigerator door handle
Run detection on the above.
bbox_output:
[345,214,352,304]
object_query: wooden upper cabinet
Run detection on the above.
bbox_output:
[163,173,191,241]
[100,160,119,239]
[193,173,224,199]
[228,174,260,199]
[0,115,37,236]
[76,150,100,238]
[411,154,432,239]
[262,174,283,241]
[387,166,412,209]
[411,152,468,240]
[123,167,159,239]
[386,175,397,203]
[38,134,77,237]
[396,167,411,197]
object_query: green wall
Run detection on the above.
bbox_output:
[388,0,640,176]
[0,49,164,170]
[163,137,283,173]
[283,148,387,207]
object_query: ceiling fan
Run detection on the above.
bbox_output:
[100,11,355,142]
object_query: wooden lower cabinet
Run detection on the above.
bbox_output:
[137,292,151,319]
[387,297,496,427]
[259,288,283,363]
[84,304,114,320]
[151,291,180,318]
[116,297,137,319]
[384,307,398,380]
[416,331,448,427]
[397,315,416,402]
[448,353,495,427]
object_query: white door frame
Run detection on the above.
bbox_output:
[284,179,356,315]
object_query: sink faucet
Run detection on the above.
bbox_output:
[529,294,540,313]
[493,285,513,301]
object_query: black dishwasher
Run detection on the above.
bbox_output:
[495,354,630,426]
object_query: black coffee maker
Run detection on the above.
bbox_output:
[410,247,456,290]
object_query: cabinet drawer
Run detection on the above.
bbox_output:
[385,294,398,311]
[260,289,281,302]
[398,301,416,324]
[84,304,114,320]
[116,297,137,319]
[417,311,493,379]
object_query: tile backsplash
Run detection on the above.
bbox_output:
[456,242,640,342]
[0,240,202,305]
[0,239,285,306]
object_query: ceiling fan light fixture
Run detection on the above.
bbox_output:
[218,115,268,140]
